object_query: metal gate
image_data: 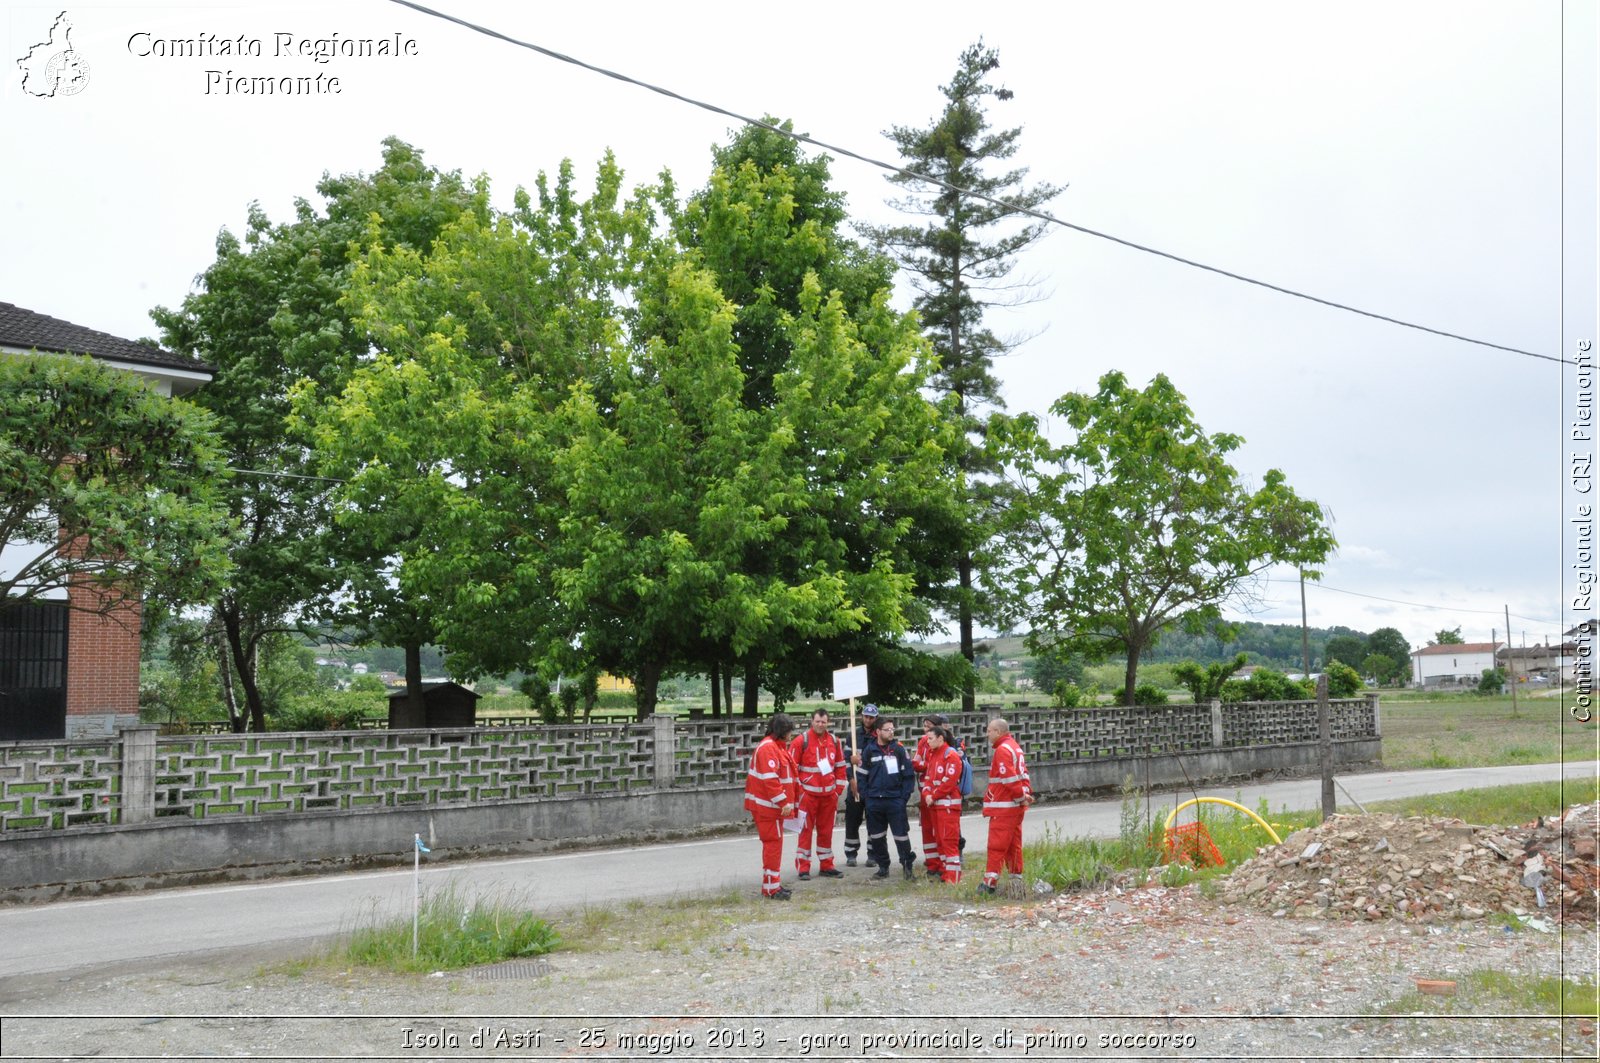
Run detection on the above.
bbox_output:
[0,601,68,741]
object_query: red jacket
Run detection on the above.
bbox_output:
[789,729,847,798]
[912,734,932,776]
[744,736,799,816]
[982,734,1031,815]
[920,743,964,810]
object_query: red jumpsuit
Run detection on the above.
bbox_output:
[981,733,1032,889]
[744,736,799,897]
[912,734,941,874]
[919,743,965,883]
[789,729,847,875]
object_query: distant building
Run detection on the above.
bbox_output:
[1410,642,1501,688]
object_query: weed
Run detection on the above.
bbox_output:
[338,886,558,974]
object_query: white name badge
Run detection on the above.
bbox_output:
[817,757,833,775]
[884,757,900,775]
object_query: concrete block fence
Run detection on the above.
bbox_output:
[0,698,1380,894]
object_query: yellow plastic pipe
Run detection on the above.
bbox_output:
[1163,797,1282,846]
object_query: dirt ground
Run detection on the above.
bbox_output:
[1,869,1595,1063]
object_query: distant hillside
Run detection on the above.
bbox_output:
[910,622,1372,669]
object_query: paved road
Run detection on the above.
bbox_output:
[0,761,1593,983]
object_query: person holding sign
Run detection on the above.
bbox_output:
[788,708,847,880]
[744,713,800,900]
[842,704,882,866]
[852,719,917,879]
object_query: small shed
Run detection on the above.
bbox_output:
[387,682,480,729]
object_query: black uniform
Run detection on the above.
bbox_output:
[842,720,878,864]
[857,736,916,873]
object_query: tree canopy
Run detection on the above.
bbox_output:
[989,370,1336,706]
[0,353,232,615]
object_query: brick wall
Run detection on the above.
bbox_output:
[64,583,140,729]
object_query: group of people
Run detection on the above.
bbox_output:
[742,705,1034,901]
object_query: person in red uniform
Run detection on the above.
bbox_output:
[918,726,965,883]
[789,708,847,880]
[744,713,799,900]
[912,713,947,877]
[978,716,1032,895]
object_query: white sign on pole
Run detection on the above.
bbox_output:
[832,664,869,701]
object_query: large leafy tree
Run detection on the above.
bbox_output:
[152,138,477,731]
[989,371,1336,707]
[1367,626,1412,684]
[0,353,232,614]
[864,41,1063,712]
[1323,631,1369,669]
[678,122,966,712]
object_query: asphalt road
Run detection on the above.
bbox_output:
[0,761,1593,983]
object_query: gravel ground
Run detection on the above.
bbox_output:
[1,871,1595,1062]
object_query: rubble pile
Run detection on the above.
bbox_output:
[1217,804,1600,924]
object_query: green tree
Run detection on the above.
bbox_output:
[1433,627,1465,645]
[865,41,1063,713]
[0,353,232,615]
[1361,652,1400,685]
[1323,633,1369,669]
[1324,660,1363,698]
[1367,627,1412,684]
[155,138,478,731]
[1173,653,1250,703]
[990,371,1336,707]
[1477,666,1506,694]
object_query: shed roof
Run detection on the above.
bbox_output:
[385,682,480,702]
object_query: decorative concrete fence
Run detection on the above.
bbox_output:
[0,698,1379,894]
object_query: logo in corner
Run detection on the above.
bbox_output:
[17,11,90,98]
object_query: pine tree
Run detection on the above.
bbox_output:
[865,41,1062,711]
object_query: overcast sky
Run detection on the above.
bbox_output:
[4,0,1595,654]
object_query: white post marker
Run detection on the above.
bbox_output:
[413,833,431,957]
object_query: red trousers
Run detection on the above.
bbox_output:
[753,811,784,896]
[795,792,839,873]
[920,810,942,873]
[928,805,962,883]
[983,809,1025,887]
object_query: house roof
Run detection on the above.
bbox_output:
[0,301,210,375]
[1411,642,1500,657]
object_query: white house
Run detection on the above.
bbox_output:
[1410,642,1502,688]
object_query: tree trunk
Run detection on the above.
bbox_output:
[400,641,426,727]
[709,661,721,717]
[220,604,268,732]
[634,661,662,721]
[742,658,760,717]
[1123,650,1141,707]
[215,626,242,734]
[959,553,976,713]
[723,668,734,716]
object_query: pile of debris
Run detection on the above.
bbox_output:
[1216,803,1600,924]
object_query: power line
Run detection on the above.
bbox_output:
[1265,577,1563,627]
[384,0,1571,368]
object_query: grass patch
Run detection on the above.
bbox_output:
[1363,778,1600,826]
[559,887,795,955]
[339,887,558,974]
[1378,970,1599,1017]
[1379,696,1591,770]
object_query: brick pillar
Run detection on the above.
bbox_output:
[119,724,158,824]
[65,584,142,737]
[1209,699,1224,747]
[1366,693,1382,738]
[650,713,676,788]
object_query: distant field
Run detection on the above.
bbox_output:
[1378,694,1597,770]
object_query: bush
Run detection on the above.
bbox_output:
[1325,660,1363,698]
[1223,667,1315,702]
[522,676,558,725]
[1052,680,1083,708]
[558,684,580,722]
[1478,667,1507,694]
[1173,653,1249,703]
[340,887,559,973]
[1132,682,1169,706]
[271,691,377,731]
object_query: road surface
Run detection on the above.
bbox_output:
[0,760,1593,982]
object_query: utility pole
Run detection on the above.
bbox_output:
[1504,604,1520,718]
[1299,572,1312,679]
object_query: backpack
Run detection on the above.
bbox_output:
[954,738,974,797]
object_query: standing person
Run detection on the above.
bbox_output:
[789,708,847,880]
[853,718,917,879]
[978,717,1033,895]
[744,713,799,900]
[912,713,947,877]
[842,704,882,866]
[918,726,965,883]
